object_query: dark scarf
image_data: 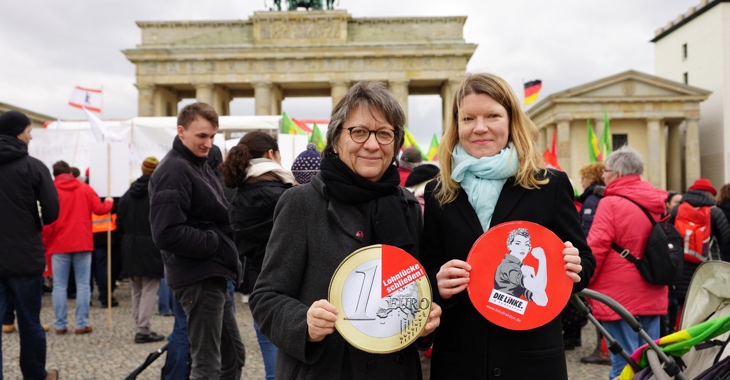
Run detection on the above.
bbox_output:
[320,157,415,253]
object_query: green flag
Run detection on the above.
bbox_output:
[426,134,439,161]
[402,127,426,160]
[281,111,305,135]
[309,123,326,151]
[600,110,613,158]
[587,119,601,163]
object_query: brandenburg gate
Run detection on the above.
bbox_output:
[123,9,476,130]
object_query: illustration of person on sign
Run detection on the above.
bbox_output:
[494,228,548,306]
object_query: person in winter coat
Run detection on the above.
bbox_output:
[250,81,441,380]
[220,131,295,380]
[667,178,730,334]
[405,163,440,212]
[43,160,113,336]
[117,157,165,344]
[587,146,668,379]
[718,183,730,261]
[149,102,245,379]
[0,110,60,380]
[420,73,593,380]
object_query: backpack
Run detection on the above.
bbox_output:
[610,195,684,286]
[674,202,713,264]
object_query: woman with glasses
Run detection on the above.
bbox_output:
[250,81,441,379]
[420,73,594,380]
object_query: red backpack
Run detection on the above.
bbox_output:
[674,202,712,263]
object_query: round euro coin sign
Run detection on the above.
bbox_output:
[466,221,573,331]
[329,244,432,354]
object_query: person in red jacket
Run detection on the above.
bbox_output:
[42,161,113,335]
[586,146,668,379]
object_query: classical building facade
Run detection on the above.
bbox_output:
[527,70,710,191]
[653,0,730,188]
[122,10,476,131]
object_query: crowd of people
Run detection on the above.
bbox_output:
[1,73,729,380]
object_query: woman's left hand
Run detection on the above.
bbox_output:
[563,241,582,283]
[420,302,441,337]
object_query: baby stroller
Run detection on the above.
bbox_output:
[572,261,730,380]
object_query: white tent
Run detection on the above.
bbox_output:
[33,116,282,183]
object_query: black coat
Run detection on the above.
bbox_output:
[719,202,730,261]
[421,169,595,380]
[229,180,291,291]
[577,184,604,238]
[0,135,59,276]
[117,175,163,278]
[149,137,242,289]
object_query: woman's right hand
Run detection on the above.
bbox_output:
[436,259,471,299]
[306,299,338,342]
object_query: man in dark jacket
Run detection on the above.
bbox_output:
[0,111,60,380]
[118,156,165,344]
[149,102,245,379]
[667,178,730,333]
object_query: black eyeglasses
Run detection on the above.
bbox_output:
[346,127,396,145]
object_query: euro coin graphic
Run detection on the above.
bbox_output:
[329,244,432,354]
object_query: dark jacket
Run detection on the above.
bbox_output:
[149,137,242,289]
[0,135,59,276]
[577,184,604,238]
[250,174,424,380]
[421,169,595,380]
[229,180,291,292]
[118,175,163,278]
[669,190,730,298]
[719,202,730,261]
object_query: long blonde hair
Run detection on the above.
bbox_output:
[435,73,548,205]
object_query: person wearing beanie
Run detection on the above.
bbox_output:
[290,143,322,184]
[398,146,423,186]
[667,177,730,334]
[117,156,165,344]
[405,163,440,211]
[0,110,60,379]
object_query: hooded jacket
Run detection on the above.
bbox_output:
[117,175,163,278]
[0,135,59,276]
[149,137,242,289]
[587,174,668,320]
[42,174,113,255]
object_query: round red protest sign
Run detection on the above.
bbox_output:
[466,221,572,331]
[329,244,432,354]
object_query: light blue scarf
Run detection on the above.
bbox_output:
[451,143,519,231]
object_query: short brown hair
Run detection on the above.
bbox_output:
[579,163,605,186]
[52,160,72,177]
[718,184,730,205]
[323,81,406,162]
[177,102,218,130]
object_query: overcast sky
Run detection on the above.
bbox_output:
[0,0,699,148]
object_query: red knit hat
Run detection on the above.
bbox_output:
[689,178,717,196]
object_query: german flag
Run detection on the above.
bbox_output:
[524,80,542,106]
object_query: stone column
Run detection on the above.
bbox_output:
[666,121,682,191]
[556,120,571,175]
[646,119,665,189]
[389,80,409,122]
[195,83,214,106]
[441,79,459,134]
[153,87,179,116]
[212,86,232,116]
[253,82,273,116]
[685,118,701,186]
[270,85,283,115]
[136,84,154,117]
[331,81,350,110]
[537,128,547,153]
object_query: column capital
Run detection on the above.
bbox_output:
[252,81,273,89]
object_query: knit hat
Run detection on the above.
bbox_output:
[141,156,159,176]
[291,143,321,184]
[405,164,440,187]
[400,147,423,164]
[0,111,31,137]
[689,178,716,196]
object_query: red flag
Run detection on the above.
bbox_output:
[543,129,561,170]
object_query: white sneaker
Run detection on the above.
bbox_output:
[241,294,249,304]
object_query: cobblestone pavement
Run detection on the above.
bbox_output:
[2,282,610,379]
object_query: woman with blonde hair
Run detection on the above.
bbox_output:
[420,73,595,379]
